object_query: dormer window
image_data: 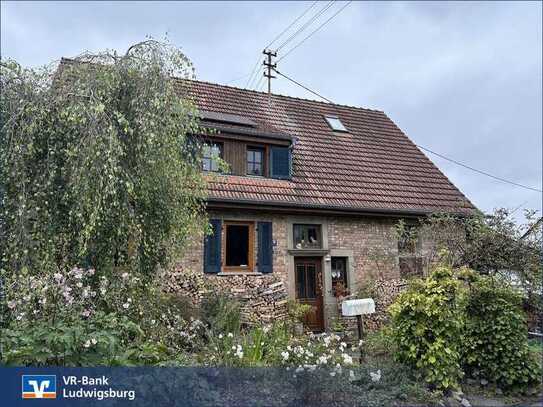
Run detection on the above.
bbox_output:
[202,143,223,172]
[247,146,265,176]
[325,116,348,132]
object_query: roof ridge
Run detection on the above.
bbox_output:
[178,77,385,114]
[60,57,383,113]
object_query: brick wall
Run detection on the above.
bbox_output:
[170,210,414,330]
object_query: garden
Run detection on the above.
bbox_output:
[1,40,541,406]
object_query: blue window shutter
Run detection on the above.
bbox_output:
[257,221,273,273]
[204,219,222,273]
[270,146,291,179]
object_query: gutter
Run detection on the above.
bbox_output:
[205,197,461,218]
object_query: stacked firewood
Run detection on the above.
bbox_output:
[162,266,289,326]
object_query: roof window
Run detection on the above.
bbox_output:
[325,116,348,132]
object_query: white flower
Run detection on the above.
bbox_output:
[370,370,381,382]
[281,351,289,361]
[91,338,97,345]
[121,272,129,280]
[227,332,234,338]
[7,300,16,309]
[82,310,91,317]
[87,268,95,276]
[122,303,129,309]
[53,273,63,281]
[342,353,353,365]
[84,340,91,348]
[76,282,83,288]
[318,355,328,365]
[262,325,271,333]
[218,334,223,339]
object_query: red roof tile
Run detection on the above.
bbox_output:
[185,80,475,215]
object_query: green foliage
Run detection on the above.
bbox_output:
[0,311,168,366]
[204,325,356,369]
[390,264,542,393]
[364,327,396,357]
[0,40,208,279]
[200,292,241,335]
[462,276,542,389]
[389,265,464,390]
[287,299,313,324]
[0,263,205,365]
[418,209,542,298]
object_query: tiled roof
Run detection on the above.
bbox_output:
[183,79,475,215]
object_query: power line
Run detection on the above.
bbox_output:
[264,1,319,50]
[245,1,321,90]
[245,55,262,89]
[225,72,253,85]
[277,1,353,63]
[275,68,543,194]
[273,68,333,103]
[416,145,542,193]
[276,1,335,52]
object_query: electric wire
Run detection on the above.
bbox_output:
[275,1,335,52]
[264,1,319,50]
[277,1,353,62]
[274,68,542,194]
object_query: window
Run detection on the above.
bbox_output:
[293,224,322,249]
[325,116,348,132]
[246,147,264,176]
[202,143,223,172]
[331,257,348,297]
[224,221,254,271]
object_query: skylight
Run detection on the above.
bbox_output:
[325,116,348,132]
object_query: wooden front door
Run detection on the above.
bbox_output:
[295,257,324,332]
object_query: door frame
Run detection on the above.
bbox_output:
[294,256,325,332]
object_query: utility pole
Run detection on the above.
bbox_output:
[263,49,277,95]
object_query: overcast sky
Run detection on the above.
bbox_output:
[2,1,542,222]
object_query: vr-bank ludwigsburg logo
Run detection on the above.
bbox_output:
[22,375,57,399]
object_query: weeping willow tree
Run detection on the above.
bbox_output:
[0,40,208,278]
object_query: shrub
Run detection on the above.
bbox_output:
[200,293,241,335]
[462,276,542,389]
[0,311,169,366]
[0,264,206,365]
[389,265,464,390]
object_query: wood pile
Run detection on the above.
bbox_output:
[162,265,289,326]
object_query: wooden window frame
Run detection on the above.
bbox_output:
[293,224,322,249]
[222,221,255,273]
[246,145,267,177]
[331,257,348,297]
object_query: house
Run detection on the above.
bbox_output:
[177,79,475,332]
